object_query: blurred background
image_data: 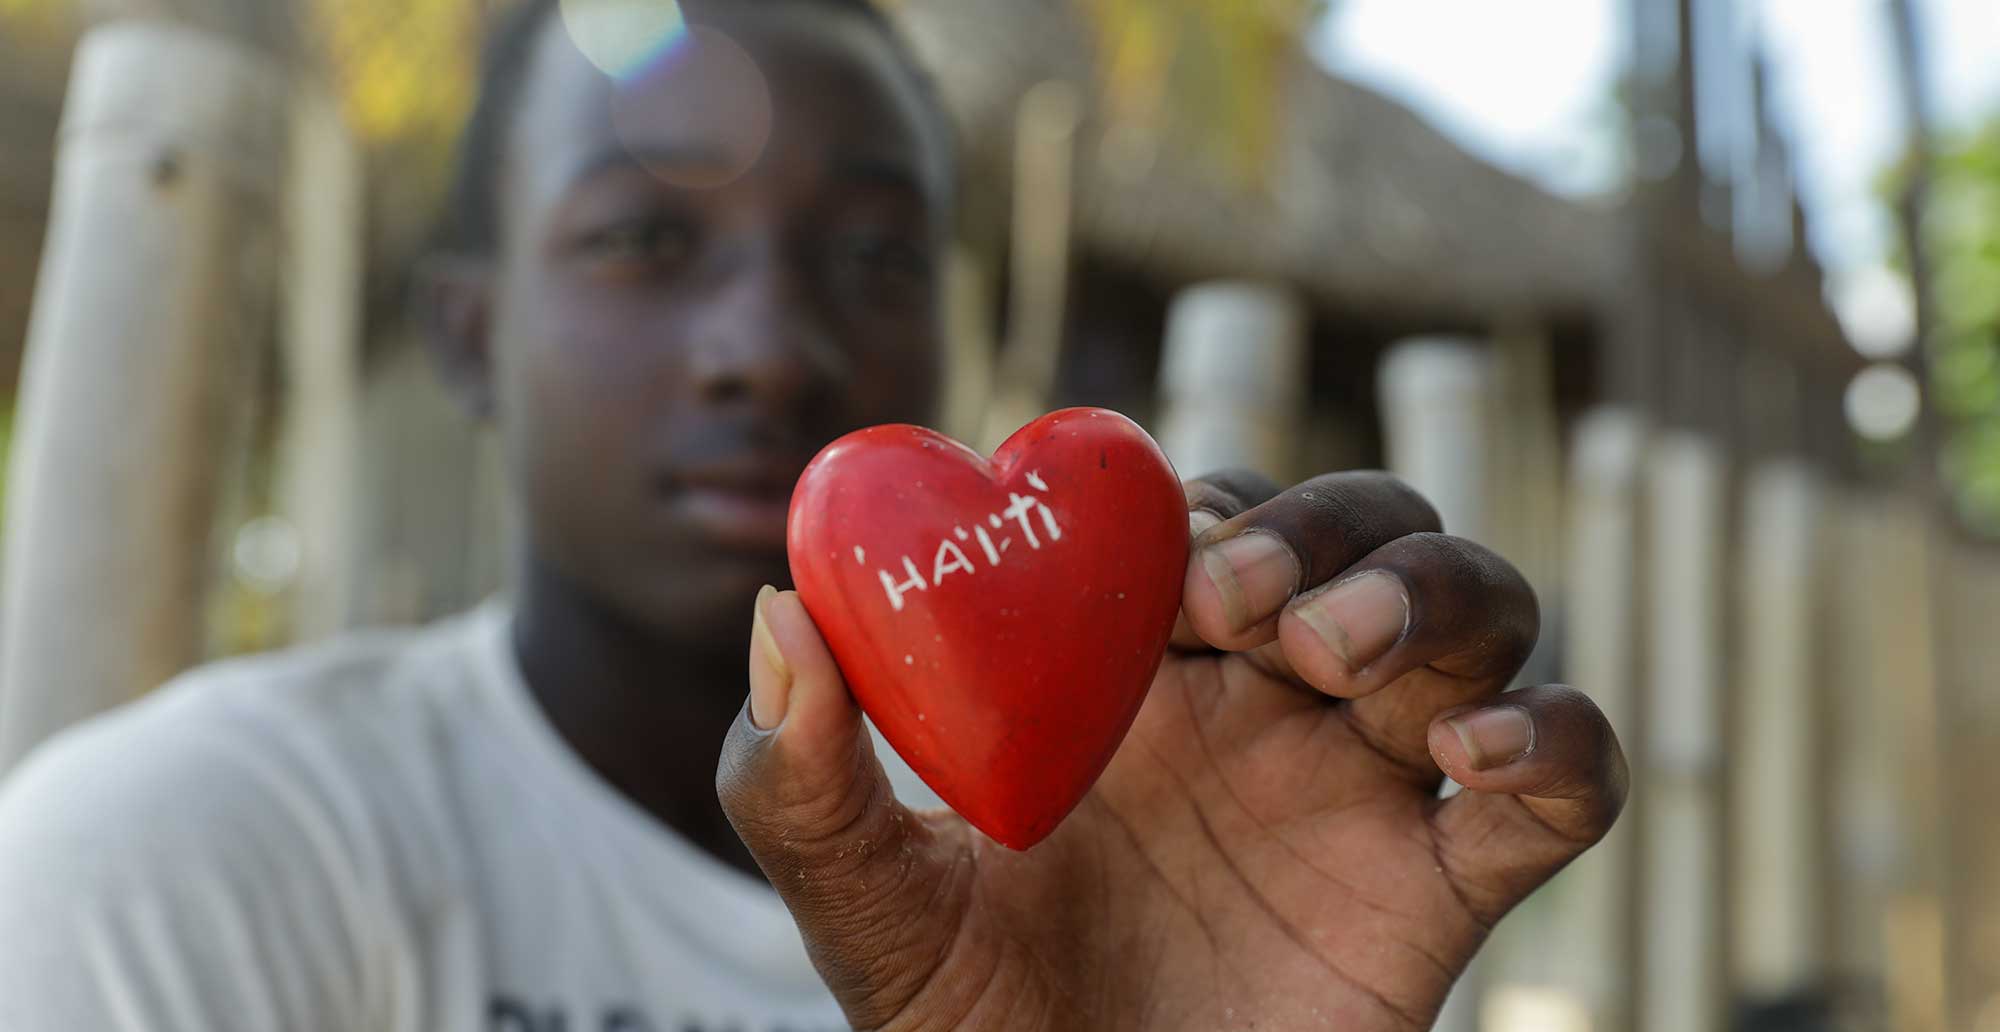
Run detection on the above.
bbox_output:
[0,0,1994,1028]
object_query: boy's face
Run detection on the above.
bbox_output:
[475,3,948,642]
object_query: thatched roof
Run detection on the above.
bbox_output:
[893,0,1621,330]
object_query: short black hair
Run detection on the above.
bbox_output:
[436,0,953,256]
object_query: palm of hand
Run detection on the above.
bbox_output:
[905,654,1509,1032]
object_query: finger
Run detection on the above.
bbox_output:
[1427,686,1630,918]
[1174,469,1284,649]
[1276,532,1538,775]
[1279,532,1539,696]
[716,587,972,1028]
[1182,471,1442,651]
[1184,468,1285,526]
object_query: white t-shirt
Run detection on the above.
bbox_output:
[0,603,919,1032]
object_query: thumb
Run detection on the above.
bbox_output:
[716,587,974,1028]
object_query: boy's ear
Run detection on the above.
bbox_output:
[413,254,497,420]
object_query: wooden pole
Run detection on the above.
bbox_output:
[0,21,291,774]
[1874,497,1949,1032]
[274,84,363,643]
[1555,405,1647,1030]
[1938,540,2000,1028]
[1487,328,1565,602]
[1729,458,1824,1000]
[1155,281,1308,481]
[981,79,1078,451]
[1824,492,1946,1030]
[1374,338,1497,1032]
[938,244,999,445]
[1375,339,1494,541]
[1638,429,1729,1032]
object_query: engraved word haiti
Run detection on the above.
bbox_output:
[862,471,1063,613]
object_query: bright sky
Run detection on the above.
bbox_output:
[1309,0,2000,358]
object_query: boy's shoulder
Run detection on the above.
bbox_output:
[0,609,499,891]
[0,613,502,1030]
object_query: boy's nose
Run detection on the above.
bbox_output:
[685,258,848,408]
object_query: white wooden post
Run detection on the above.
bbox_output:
[980,79,1078,451]
[1487,328,1566,597]
[1821,494,1882,982]
[1375,338,1497,1032]
[1155,282,1308,482]
[1553,406,1647,1030]
[1730,458,1824,999]
[1638,430,1729,1032]
[938,244,998,445]
[0,22,290,774]
[1375,339,1493,541]
[274,84,362,642]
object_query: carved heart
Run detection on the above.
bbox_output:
[788,408,1188,849]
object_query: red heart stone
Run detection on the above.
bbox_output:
[788,408,1188,849]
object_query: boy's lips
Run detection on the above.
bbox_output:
[675,487,793,550]
[661,457,804,552]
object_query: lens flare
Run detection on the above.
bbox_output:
[609,26,773,189]
[558,0,688,80]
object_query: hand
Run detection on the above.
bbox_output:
[718,471,1628,1031]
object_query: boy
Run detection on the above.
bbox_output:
[0,1,1625,1029]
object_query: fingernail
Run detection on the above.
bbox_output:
[1189,510,1222,540]
[1199,531,1300,631]
[1293,571,1410,673]
[1447,706,1536,770]
[749,585,790,730]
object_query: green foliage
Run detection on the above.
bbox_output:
[1926,117,2000,534]
[1080,0,1326,187]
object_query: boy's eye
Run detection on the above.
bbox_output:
[581,218,696,268]
[834,233,933,292]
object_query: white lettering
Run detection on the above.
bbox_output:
[1038,503,1062,541]
[973,526,1002,566]
[878,557,928,612]
[858,485,1072,616]
[933,540,976,583]
[1003,493,1044,549]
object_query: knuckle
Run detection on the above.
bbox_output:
[1526,685,1631,834]
[1335,470,1443,534]
[1566,759,1629,841]
[715,721,764,815]
[714,721,867,850]
[1400,533,1540,647]
[1561,791,1625,846]
[1186,468,1281,516]
[1297,471,1443,542]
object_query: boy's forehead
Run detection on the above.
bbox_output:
[506,3,947,208]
